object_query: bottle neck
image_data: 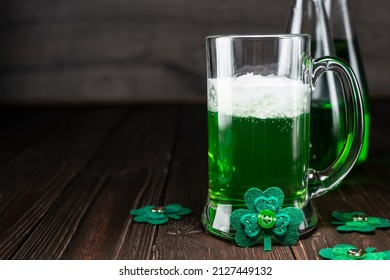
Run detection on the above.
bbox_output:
[286,0,336,56]
[326,0,355,40]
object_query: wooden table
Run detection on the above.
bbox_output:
[0,100,389,260]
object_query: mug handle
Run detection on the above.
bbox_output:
[308,56,364,199]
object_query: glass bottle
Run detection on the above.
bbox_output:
[324,0,370,164]
[286,0,347,170]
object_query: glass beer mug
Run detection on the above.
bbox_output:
[202,34,364,239]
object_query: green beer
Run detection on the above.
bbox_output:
[203,74,310,238]
[310,101,345,170]
[208,111,310,205]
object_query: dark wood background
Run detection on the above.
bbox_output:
[1,0,389,104]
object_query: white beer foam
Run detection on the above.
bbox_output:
[208,74,309,119]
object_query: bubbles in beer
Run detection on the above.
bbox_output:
[207,73,310,119]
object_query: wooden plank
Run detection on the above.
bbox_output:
[0,20,206,103]
[0,1,287,104]
[151,105,296,259]
[1,1,389,102]
[0,107,79,166]
[0,0,287,23]
[0,20,211,104]
[150,104,210,260]
[0,64,205,104]
[0,10,282,73]
[0,107,127,259]
[0,22,155,70]
[44,106,180,260]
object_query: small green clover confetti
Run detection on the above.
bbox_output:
[230,187,303,251]
[332,211,390,233]
[130,204,191,225]
[319,244,390,260]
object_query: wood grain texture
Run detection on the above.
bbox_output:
[0,108,79,166]
[0,101,389,260]
[0,0,287,23]
[0,107,127,259]
[59,106,180,260]
[2,0,388,103]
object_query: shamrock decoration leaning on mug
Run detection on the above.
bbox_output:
[230,187,303,251]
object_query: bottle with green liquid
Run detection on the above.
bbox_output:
[286,0,368,170]
[325,0,370,165]
[287,0,346,170]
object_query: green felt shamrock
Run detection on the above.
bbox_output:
[130,204,191,225]
[319,244,390,260]
[332,211,390,233]
[230,187,303,251]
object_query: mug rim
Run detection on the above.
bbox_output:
[206,34,311,40]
